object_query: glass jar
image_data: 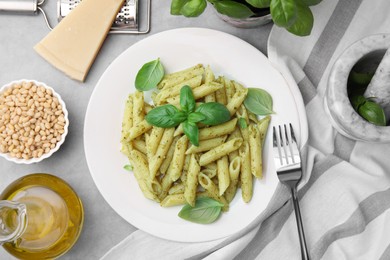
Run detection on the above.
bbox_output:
[0,173,84,259]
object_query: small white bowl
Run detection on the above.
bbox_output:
[0,79,69,164]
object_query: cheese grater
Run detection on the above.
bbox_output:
[58,0,150,34]
[0,0,150,34]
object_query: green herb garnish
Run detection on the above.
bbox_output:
[243,88,274,116]
[123,164,133,171]
[135,58,164,91]
[238,117,248,129]
[145,85,231,146]
[178,197,224,224]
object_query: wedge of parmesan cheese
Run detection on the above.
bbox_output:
[34,0,124,82]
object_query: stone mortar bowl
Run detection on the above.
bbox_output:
[325,34,390,143]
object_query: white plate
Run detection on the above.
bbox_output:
[84,28,306,242]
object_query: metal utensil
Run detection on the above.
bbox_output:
[0,0,151,33]
[273,123,309,260]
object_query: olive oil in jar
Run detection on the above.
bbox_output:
[0,174,84,259]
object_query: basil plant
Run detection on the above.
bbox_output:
[170,0,323,36]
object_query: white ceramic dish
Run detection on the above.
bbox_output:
[84,28,306,242]
[0,79,69,164]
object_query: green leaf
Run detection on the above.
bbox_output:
[195,102,231,125]
[135,59,165,91]
[183,121,199,146]
[350,70,374,86]
[350,95,366,111]
[171,0,189,15]
[213,0,255,19]
[244,88,274,115]
[301,0,323,6]
[358,100,387,126]
[188,112,206,123]
[238,117,248,129]
[270,0,298,28]
[245,0,270,8]
[145,104,182,128]
[178,197,224,224]
[180,85,196,113]
[181,0,207,17]
[171,111,188,123]
[286,3,313,36]
[123,164,133,171]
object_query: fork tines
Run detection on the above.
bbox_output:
[273,123,301,170]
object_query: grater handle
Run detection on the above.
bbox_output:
[0,0,38,13]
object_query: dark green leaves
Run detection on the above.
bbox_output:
[146,86,231,146]
[135,59,164,91]
[183,121,199,146]
[270,0,297,28]
[145,105,182,128]
[180,85,196,113]
[195,102,231,125]
[171,0,207,17]
[244,88,274,115]
[171,0,189,15]
[350,96,387,126]
[286,3,313,36]
[213,0,255,19]
[178,197,224,224]
[301,0,322,6]
[245,0,270,8]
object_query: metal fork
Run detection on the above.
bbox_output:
[273,124,309,260]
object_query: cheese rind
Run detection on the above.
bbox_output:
[34,0,124,82]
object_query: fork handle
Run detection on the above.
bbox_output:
[291,187,310,260]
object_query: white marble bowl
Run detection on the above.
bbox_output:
[325,34,390,143]
[0,80,69,164]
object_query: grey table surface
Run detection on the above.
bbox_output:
[0,1,272,259]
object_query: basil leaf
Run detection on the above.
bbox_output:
[245,0,270,8]
[135,59,165,91]
[180,0,207,17]
[180,85,196,113]
[238,117,248,129]
[188,112,206,123]
[213,0,255,19]
[350,70,374,86]
[123,164,133,171]
[145,105,182,128]
[183,121,199,146]
[178,197,224,224]
[171,111,188,123]
[358,100,387,126]
[286,3,313,36]
[301,0,322,6]
[244,88,274,115]
[270,0,298,28]
[171,0,189,15]
[350,95,366,111]
[195,102,231,125]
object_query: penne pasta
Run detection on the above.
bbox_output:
[227,127,242,162]
[168,183,185,195]
[237,105,249,142]
[258,115,271,146]
[199,138,243,166]
[131,139,147,154]
[215,76,227,105]
[126,120,152,141]
[160,136,179,174]
[149,128,175,178]
[248,124,262,178]
[160,194,186,207]
[217,156,230,196]
[156,75,203,104]
[133,91,145,126]
[146,127,164,157]
[198,173,229,211]
[166,82,223,105]
[239,142,253,203]
[224,77,235,103]
[158,64,204,90]
[184,154,200,207]
[226,88,248,116]
[199,118,238,140]
[168,135,189,182]
[185,136,227,154]
[225,157,241,203]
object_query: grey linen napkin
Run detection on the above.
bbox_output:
[102,0,390,259]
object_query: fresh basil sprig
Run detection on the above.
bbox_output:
[244,88,274,116]
[135,58,164,91]
[178,197,224,224]
[146,86,231,146]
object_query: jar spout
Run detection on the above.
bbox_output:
[0,200,27,244]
